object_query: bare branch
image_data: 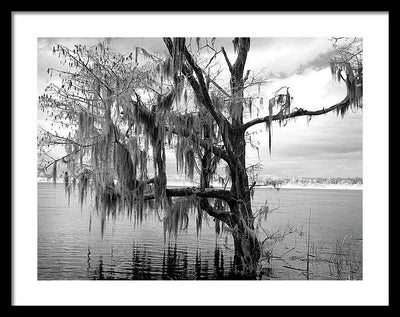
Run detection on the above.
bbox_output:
[57,44,112,91]
[203,49,222,69]
[207,76,231,98]
[39,139,103,170]
[221,47,233,73]
[243,70,251,83]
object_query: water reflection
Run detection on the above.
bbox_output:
[86,242,238,280]
[86,246,91,276]
[131,244,152,279]
[94,255,104,280]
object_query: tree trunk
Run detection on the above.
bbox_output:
[201,111,261,277]
[229,179,261,277]
[228,130,261,278]
[232,225,261,277]
[226,38,261,277]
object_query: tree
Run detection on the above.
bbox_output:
[38,37,363,278]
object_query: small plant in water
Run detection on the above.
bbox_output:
[327,235,362,280]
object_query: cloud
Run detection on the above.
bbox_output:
[244,37,334,79]
[289,50,337,77]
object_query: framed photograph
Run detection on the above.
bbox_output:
[12,11,389,306]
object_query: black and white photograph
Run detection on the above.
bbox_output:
[12,12,389,306]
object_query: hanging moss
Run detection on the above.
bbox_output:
[172,38,186,75]
[267,98,275,155]
[248,97,253,118]
[215,218,221,235]
[162,198,195,242]
[175,136,185,174]
[94,182,120,238]
[184,149,195,181]
[153,145,167,210]
[64,171,71,206]
[330,59,363,116]
[196,201,203,237]
[52,160,57,184]
[162,56,173,79]
[113,142,137,197]
[285,88,291,115]
[78,168,91,210]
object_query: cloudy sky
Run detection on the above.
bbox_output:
[37,37,362,179]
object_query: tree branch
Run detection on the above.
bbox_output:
[39,139,103,171]
[232,38,250,78]
[202,70,231,98]
[144,186,234,203]
[144,187,234,202]
[243,69,251,83]
[199,197,232,224]
[221,47,233,73]
[144,186,233,223]
[246,181,257,194]
[242,96,350,131]
[57,44,111,91]
[203,48,222,70]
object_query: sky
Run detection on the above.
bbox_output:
[37,37,362,179]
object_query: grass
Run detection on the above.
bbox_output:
[327,235,363,280]
[306,208,312,280]
[255,204,362,280]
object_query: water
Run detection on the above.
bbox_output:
[37,183,362,280]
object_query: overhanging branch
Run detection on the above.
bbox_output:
[144,186,234,202]
[144,186,233,223]
[242,96,351,131]
[199,197,232,224]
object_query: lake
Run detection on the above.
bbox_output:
[37,182,362,280]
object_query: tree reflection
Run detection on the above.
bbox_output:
[131,244,152,280]
[87,242,238,280]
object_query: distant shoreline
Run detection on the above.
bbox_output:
[166,184,363,191]
[254,184,362,191]
[37,179,362,191]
